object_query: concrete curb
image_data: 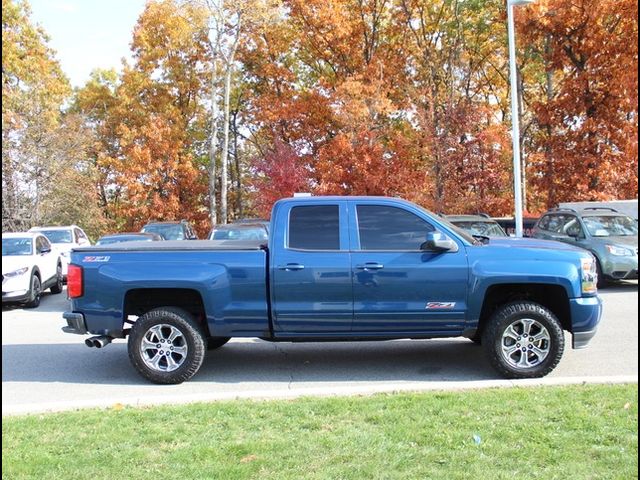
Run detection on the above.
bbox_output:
[3,375,637,417]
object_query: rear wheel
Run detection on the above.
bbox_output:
[482,301,564,379]
[50,264,63,294]
[24,274,41,309]
[128,307,206,384]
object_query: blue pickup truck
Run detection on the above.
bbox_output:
[62,196,602,384]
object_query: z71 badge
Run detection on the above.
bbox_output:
[425,302,456,309]
[83,256,111,263]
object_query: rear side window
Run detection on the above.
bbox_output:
[289,205,340,250]
[357,205,434,250]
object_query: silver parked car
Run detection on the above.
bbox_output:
[445,214,508,238]
[531,207,638,286]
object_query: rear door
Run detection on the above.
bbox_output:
[271,202,353,334]
[349,202,468,335]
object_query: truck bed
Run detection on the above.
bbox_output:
[75,239,266,252]
[71,241,269,338]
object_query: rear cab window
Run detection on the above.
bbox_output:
[288,205,341,250]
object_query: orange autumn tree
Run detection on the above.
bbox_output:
[520,0,638,209]
[75,0,212,235]
[244,0,515,216]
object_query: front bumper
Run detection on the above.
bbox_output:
[602,255,638,280]
[570,295,603,349]
[62,311,88,335]
[2,289,30,303]
[2,274,31,303]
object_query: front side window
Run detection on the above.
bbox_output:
[357,205,434,250]
[544,214,574,234]
[35,236,48,252]
[289,205,340,250]
[536,215,551,231]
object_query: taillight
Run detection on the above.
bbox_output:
[67,264,83,298]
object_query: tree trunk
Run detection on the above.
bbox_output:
[220,27,240,224]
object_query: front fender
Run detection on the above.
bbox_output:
[467,259,580,321]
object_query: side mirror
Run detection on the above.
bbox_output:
[421,232,458,253]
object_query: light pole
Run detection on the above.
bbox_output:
[507,0,535,237]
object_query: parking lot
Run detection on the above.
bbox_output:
[2,282,637,415]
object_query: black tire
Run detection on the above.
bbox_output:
[469,332,482,345]
[24,274,42,309]
[50,264,64,294]
[128,307,206,384]
[595,258,608,289]
[207,337,231,350]
[482,301,564,379]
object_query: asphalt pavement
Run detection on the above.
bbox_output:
[2,282,637,415]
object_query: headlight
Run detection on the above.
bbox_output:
[605,245,635,256]
[581,257,597,295]
[4,267,29,278]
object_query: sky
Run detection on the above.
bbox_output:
[28,0,147,87]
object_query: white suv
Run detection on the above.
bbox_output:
[2,232,64,308]
[28,225,91,281]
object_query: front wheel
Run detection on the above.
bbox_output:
[595,258,609,289]
[24,274,41,308]
[482,302,564,379]
[128,307,206,384]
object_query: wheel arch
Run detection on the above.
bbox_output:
[123,288,210,338]
[476,283,571,339]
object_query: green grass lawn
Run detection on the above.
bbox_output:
[3,384,637,480]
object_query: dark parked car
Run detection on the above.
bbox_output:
[208,223,269,241]
[96,232,163,245]
[232,218,271,234]
[531,207,638,286]
[141,220,198,240]
[445,214,508,237]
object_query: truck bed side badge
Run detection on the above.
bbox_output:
[426,302,456,309]
[83,256,111,263]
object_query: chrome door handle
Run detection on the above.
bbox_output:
[356,263,384,270]
[278,263,305,271]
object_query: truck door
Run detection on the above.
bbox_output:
[271,202,353,334]
[350,203,468,334]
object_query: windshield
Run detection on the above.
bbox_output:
[39,229,72,243]
[142,224,184,240]
[451,221,507,237]
[2,238,33,256]
[582,215,638,237]
[211,227,268,241]
[97,235,153,245]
